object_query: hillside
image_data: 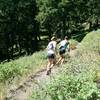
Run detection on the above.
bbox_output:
[0,0,99,99]
[29,29,100,100]
[0,51,47,99]
[0,29,100,100]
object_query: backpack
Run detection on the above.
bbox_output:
[47,43,54,50]
[64,42,69,49]
[59,42,69,50]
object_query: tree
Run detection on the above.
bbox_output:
[36,0,60,40]
[0,0,39,61]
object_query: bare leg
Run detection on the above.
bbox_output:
[48,59,55,74]
[53,57,56,65]
[61,55,65,65]
[56,54,64,65]
[49,63,54,73]
[56,57,62,65]
[46,62,50,71]
[46,59,51,75]
[46,58,55,75]
[61,58,64,65]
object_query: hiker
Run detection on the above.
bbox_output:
[46,37,57,75]
[57,36,70,65]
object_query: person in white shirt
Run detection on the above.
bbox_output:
[57,36,70,65]
[46,37,57,75]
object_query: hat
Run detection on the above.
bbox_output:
[51,36,56,40]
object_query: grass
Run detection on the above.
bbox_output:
[0,29,100,99]
[29,29,100,100]
[78,29,100,52]
[69,39,79,50]
[0,50,47,98]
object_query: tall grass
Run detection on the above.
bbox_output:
[78,29,100,53]
[0,51,47,83]
[0,50,47,97]
[29,29,100,100]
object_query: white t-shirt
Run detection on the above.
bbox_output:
[47,41,56,54]
[59,40,67,47]
[59,39,69,50]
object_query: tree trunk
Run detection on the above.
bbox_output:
[18,36,22,56]
[11,33,14,59]
[48,31,51,41]
[95,19,99,29]
[5,33,10,61]
[89,21,92,31]
[62,18,66,38]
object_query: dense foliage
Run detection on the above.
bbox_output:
[0,51,47,83]
[0,0,100,61]
[0,0,39,61]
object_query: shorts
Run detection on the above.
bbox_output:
[59,47,65,55]
[47,53,55,59]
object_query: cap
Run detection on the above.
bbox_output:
[51,36,56,41]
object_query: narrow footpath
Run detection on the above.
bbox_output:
[5,49,77,100]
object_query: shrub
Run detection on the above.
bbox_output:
[69,39,79,50]
[78,29,100,53]
[30,72,99,100]
[0,51,47,83]
[29,29,100,100]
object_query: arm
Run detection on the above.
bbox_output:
[54,42,58,54]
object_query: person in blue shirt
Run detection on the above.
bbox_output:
[57,36,70,65]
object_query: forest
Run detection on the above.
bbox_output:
[0,0,100,62]
[0,0,100,100]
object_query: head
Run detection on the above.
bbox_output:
[64,36,68,40]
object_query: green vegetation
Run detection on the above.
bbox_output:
[0,0,100,99]
[0,50,47,98]
[30,73,99,100]
[29,29,100,100]
[0,0,99,61]
[69,39,79,50]
[0,51,47,83]
[78,30,100,52]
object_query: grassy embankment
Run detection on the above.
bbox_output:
[30,29,100,100]
[0,50,47,99]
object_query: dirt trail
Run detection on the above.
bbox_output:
[5,49,77,100]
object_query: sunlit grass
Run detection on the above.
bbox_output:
[78,29,100,52]
[29,29,100,100]
[69,39,79,50]
[0,50,47,97]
